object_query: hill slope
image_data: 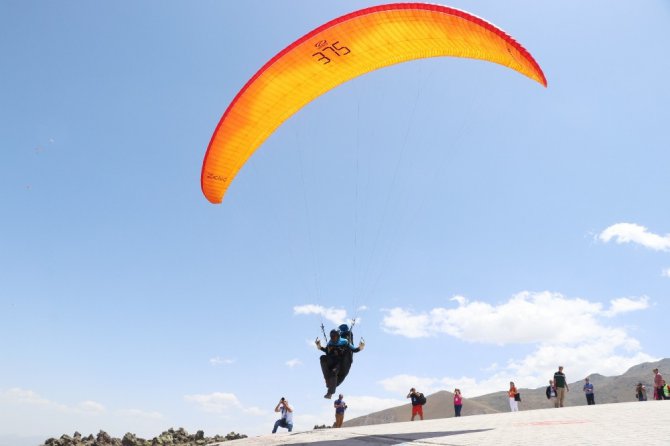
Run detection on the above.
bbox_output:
[344,358,669,427]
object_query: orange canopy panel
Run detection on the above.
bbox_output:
[201,3,547,204]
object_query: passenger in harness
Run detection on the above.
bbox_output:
[316,326,364,399]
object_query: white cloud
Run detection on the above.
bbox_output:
[382,292,609,344]
[662,268,670,278]
[2,388,105,414]
[184,392,241,414]
[184,392,265,417]
[482,362,499,372]
[209,356,235,366]
[4,388,54,407]
[378,374,440,395]
[381,308,432,339]
[379,291,656,396]
[604,296,649,317]
[598,223,670,251]
[285,359,302,368]
[242,406,265,416]
[293,304,347,325]
[77,401,105,414]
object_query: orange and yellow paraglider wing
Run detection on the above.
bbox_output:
[201,4,546,204]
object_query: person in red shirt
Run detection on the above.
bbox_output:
[508,382,519,412]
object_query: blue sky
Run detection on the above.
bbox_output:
[1,0,669,443]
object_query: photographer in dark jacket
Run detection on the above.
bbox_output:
[546,379,558,408]
[407,388,425,421]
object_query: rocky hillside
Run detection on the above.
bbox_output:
[344,358,669,427]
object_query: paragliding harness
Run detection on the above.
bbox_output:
[319,320,362,390]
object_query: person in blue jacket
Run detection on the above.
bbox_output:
[316,328,364,399]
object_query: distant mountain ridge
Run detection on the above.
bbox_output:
[344,358,669,427]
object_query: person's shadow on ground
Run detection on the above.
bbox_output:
[290,428,494,445]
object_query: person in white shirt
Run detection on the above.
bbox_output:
[272,397,294,433]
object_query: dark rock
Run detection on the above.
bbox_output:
[121,432,138,446]
[155,431,172,445]
[224,432,247,441]
[97,430,113,445]
[41,427,247,446]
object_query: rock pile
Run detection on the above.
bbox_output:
[42,428,246,446]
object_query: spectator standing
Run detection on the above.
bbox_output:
[546,379,558,408]
[407,388,425,421]
[508,382,519,412]
[272,398,294,433]
[583,377,595,405]
[453,389,463,417]
[653,368,666,400]
[553,366,569,407]
[333,394,347,428]
[635,383,647,401]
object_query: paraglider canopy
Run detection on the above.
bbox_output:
[201,2,546,204]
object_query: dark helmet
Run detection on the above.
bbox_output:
[338,324,350,334]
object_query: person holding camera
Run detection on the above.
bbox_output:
[333,394,347,428]
[407,388,425,420]
[546,379,558,408]
[272,397,294,433]
[583,377,595,405]
[635,382,647,401]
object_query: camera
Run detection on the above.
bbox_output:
[281,397,285,402]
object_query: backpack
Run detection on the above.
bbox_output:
[417,393,427,405]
